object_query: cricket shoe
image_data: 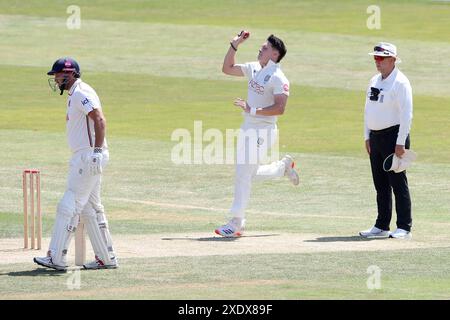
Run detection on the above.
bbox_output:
[83,255,119,270]
[215,217,245,238]
[359,226,390,239]
[282,155,299,186]
[33,256,67,271]
[389,228,412,240]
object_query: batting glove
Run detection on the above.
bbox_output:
[89,148,103,176]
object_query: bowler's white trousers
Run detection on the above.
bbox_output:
[230,118,286,218]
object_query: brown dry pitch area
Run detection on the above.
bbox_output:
[1,232,449,267]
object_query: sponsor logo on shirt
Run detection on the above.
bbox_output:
[263,75,271,84]
[81,98,90,106]
[283,84,289,92]
[368,87,383,102]
[249,79,265,95]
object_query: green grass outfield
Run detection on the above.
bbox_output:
[0,0,449,299]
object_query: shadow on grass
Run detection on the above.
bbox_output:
[162,234,280,242]
[305,236,382,242]
[0,248,35,253]
[0,268,66,277]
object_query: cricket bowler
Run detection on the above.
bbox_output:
[215,31,299,237]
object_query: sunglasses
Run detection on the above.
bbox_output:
[374,55,387,62]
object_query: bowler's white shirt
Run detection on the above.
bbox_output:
[364,67,413,145]
[237,60,290,124]
[66,79,107,153]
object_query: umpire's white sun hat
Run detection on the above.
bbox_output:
[369,42,401,62]
[383,149,417,173]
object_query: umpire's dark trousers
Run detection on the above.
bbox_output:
[369,125,412,231]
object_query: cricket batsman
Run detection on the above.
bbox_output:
[34,57,118,270]
[215,31,299,237]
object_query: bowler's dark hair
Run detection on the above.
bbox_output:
[267,34,287,62]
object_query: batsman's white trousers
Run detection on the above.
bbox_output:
[48,148,113,265]
[230,119,286,218]
[68,148,109,216]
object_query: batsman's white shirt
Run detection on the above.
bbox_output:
[364,67,413,145]
[237,59,290,124]
[67,79,108,153]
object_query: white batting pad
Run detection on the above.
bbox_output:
[85,212,112,264]
[48,191,78,266]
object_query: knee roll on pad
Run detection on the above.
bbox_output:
[96,210,108,224]
[92,203,105,214]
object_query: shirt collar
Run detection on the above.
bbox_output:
[68,79,82,96]
[266,59,278,68]
[260,59,279,69]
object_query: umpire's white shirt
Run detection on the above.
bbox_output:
[66,79,107,153]
[364,67,413,145]
[237,60,290,124]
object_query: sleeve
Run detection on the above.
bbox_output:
[235,62,253,80]
[272,75,290,96]
[74,91,100,115]
[364,80,374,140]
[364,101,370,141]
[396,81,413,145]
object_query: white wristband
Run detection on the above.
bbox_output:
[250,108,257,116]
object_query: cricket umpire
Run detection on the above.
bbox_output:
[359,43,414,240]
